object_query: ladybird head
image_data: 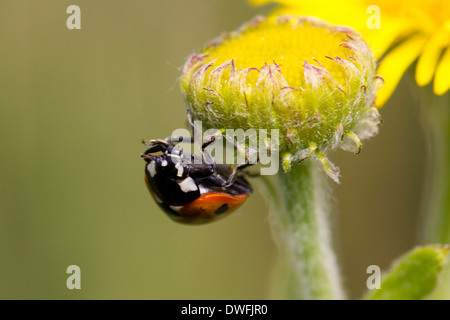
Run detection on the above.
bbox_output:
[141,140,190,179]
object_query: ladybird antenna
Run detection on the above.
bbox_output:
[142,139,172,155]
[186,109,194,128]
[140,153,153,160]
[149,139,170,146]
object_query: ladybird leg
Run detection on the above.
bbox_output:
[185,110,225,153]
[189,136,218,179]
[189,159,216,179]
[219,133,259,187]
[223,134,261,165]
[167,136,194,144]
[195,146,216,178]
[186,109,224,149]
[201,148,215,166]
[202,135,216,149]
[201,129,225,149]
[186,109,194,130]
[186,109,223,152]
[224,162,255,187]
[198,130,225,166]
[186,109,205,140]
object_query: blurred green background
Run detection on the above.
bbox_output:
[0,0,426,299]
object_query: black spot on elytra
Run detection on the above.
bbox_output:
[215,204,229,215]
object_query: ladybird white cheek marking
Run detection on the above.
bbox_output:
[178,177,198,193]
[148,160,157,178]
[161,160,168,167]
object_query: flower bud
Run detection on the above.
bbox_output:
[180,16,383,182]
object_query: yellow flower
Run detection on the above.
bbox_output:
[249,0,450,106]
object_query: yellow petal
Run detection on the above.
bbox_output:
[434,45,450,95]
[364,16,412,59]
[416,29,450,87]
[376,34,427,107]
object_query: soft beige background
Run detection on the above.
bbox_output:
[0,0,425,299]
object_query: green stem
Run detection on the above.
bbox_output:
[258,161,344,299]
[420,89,450,244]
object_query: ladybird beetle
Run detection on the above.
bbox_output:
[141,135,253,224]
